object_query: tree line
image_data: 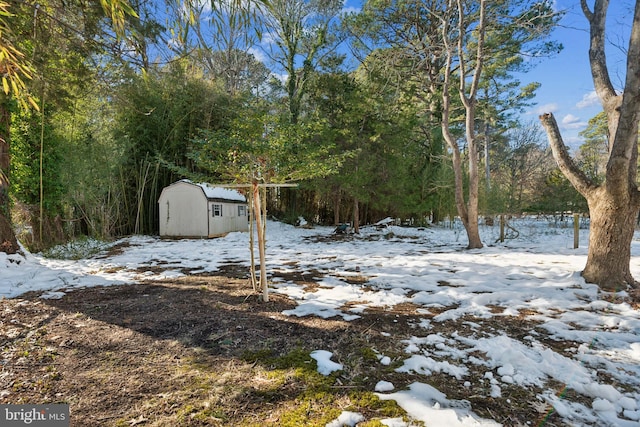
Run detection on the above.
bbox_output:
[1,0,594,253]
[4,0,640,293]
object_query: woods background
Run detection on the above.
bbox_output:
[2,0,611,252]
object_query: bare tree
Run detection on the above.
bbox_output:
[166,0,268,94]
[490,121,552,212]
[539,0,640,291]
[259,0,342,124]
[436,0,559,248]
[440,0,486,248]
[347,0,558,247]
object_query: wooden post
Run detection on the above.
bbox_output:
[499,214,505,243]
[573,213,579,249]
[252,181,268,302]
[247,189,258,292]
[217,182,298,302]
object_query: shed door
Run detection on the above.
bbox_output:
[208,202,224,235]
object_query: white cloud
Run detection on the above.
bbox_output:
[561,114,587,130]
[561,114,580,125]
[576,91,600,109]
[533,103,559,115]
[564,135,585,151]
[247,47,267,64]
[259,31,278,46]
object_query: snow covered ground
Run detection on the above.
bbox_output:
[2,217,639,426]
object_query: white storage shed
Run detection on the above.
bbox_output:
[158,180,248,238]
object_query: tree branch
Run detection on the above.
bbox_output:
[580,0,593,21]
[607,0,640,192]
[581,0,618,112]
[613,0,640,155]
[467,0,485,104]
[539,113,595,197]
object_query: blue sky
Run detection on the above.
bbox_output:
[515,1,632,148]
[338,0,633,150]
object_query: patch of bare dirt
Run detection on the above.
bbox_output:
[1,271,577,426]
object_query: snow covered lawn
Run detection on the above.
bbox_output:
[1,218,639,426]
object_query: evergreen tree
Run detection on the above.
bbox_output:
[577,111,609,183]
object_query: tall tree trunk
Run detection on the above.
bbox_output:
[465,105,483,249]
[583,189,636,290]
[0,99,19,254]
[439,0,485,250]
[540,112,640,290]
[459,0,485,249]
[464,202,482,249]
[484,121,491,191]
[0,99,10,217]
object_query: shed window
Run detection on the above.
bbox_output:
[238,205,247,216]
[212,204,223,217]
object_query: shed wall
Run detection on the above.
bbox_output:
[159,182,209,237]
[207,201,248,236]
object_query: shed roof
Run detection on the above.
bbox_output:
[180,180,246,202]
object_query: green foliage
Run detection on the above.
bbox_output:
[429,160,457,222]
[53,88,123,238]
[344,0,562,223]
[241,348,405,427]
[10,109,65,214]
[111,63,238,234]
[301,65,451,224]
[190,107,347,187]
[99,0,139,37]
[262,0,343,124]
[0,1,38,111]
[578,111,608,182]
[41,235,110,260]
[1,0,569,248]
[528,168,587,213]
[4,0,138,247]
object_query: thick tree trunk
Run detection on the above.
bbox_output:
[583,189,638,291]
[444,132,483,248]
[463,214,483,249]
[439,0,485,250]
[541,112,640,292]
[0,99,19,254]
[1,99,11,216]
[465,114,483,249]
